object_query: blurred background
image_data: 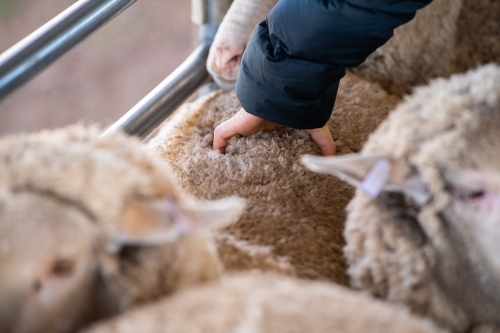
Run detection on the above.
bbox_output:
[0,0,194,136]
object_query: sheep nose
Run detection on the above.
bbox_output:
[215,45,246,69]
[0,299,16,333]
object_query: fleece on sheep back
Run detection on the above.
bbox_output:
[149,73,401,284]
[455,0,500,72]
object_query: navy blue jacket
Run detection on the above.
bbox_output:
[235,0,433,129]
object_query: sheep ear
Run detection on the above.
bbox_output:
[301,154,430,204]
[108,197,245,253]
[302,153,392,186]
[178,196,246,231]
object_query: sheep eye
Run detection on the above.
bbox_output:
[457,188,485,201]
[51,259,75,277]
[33,280,42,292]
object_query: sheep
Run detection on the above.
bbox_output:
[148,72,401,284]
[207,0,462,96]
[81,272,447,333]
[0,125,245,333]
[302,64,500,332]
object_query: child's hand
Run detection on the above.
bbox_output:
[213,108,336,156]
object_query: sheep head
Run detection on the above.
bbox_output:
[0,189,98,333]
[0,126,245,333]
[302,64,500,331]
[206,0,278,89]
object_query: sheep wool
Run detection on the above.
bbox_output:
[148,73,401,284]
[0,125,179,230]
[352,0,500,96]
[342,65,500,332]
[0,125,244,333]
[455,0,500,72]
[82,272,448,333]
[351,0,463,96]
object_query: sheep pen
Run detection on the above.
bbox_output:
[82,272,447,333]
[148,73,401,284]
[303,65,500,332]
[0,126,245,333]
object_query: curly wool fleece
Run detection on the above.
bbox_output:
[149,73,401,284]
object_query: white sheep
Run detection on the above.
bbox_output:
[0,125,245,333]
[81,272,447,333]
[148,73,401,284]
[302,64,500,332]
[207,0,462,96]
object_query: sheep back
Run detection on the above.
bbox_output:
[149,73,401,284]
[455,0,500,72]
[82,272,448,333]
[351,0,462,96]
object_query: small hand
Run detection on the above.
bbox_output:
[213,108,336,156]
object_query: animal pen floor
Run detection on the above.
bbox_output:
[0,0,194,136]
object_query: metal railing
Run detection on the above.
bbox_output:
[0,0,230,139]
[0,0,137,101]
[102,43,211,138]
[103,0,232,138]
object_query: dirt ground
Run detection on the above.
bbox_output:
[0,0,194,136]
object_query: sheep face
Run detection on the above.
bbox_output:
[0,188,244,333]
[0,191,98,333]
[207,33,246,90]
[448,171,500,275]
[428,133,500,325]
[302,64,500,330]
[302,117,500,327]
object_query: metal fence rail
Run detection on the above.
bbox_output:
[0,0,227,138]
[103,43,211,138]
[0,0,137,101]
[103,0,227,138]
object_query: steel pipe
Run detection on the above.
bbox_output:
[0,0,136,101]
[103,43,211,138]
[104,0,233,139]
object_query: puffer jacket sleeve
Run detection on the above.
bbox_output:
[235,0,432,129]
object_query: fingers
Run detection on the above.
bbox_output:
[213,109,334,156]
[213,109,270,153]
[213,117,237,154]
[305,126,336,156]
